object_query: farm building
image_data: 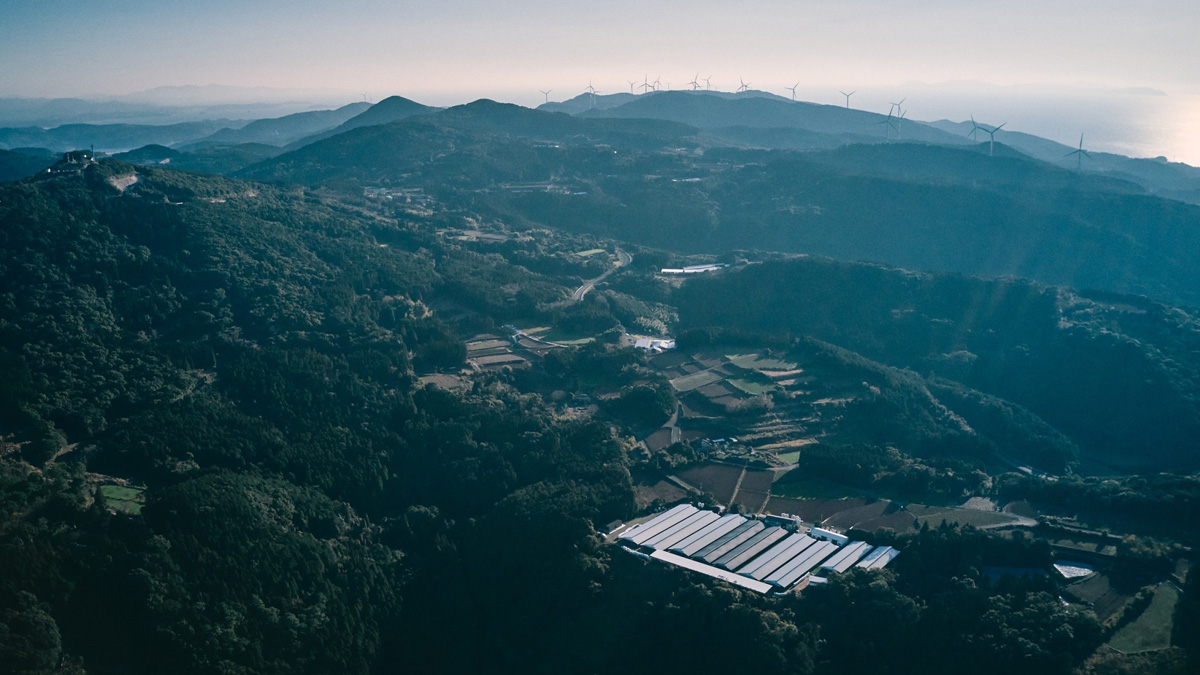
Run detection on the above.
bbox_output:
[810,527,849,545]
[819,541,873,573]
[618,504,899,593]
[856,546,901,569]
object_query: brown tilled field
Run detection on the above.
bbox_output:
[676,464,743,503]
[1065,574,1132,624]
[732,489,771,514]
[738,469,775,493]
[762,496,871,523]
[634,480,689,509]
[822,500,902,531]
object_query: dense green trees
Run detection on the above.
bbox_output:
[674,257,1200,471]
[0,159,1191,675]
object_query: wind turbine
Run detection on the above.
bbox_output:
[539,89,553,104]
[968,115,982,140]
[786,82,800,101]
[627,80,637,94]
[640,74,653,93]
[896,108,908,139]
[840,90,855,108]
[704,75,712,90]
[876,110,898,142]
[1065,133,1091,170]
[652,75,661,91]
[738,77,750,93]
[979,121,1006,156]
[888,97,906,116]
[689,73,701,90]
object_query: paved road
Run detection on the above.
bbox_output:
[571,248,631,302]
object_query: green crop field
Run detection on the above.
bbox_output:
[726,352,799,371]
[1108,584,1180,653]
[727,377,777,396]
[908,505,1018,528]
[670,370,723,392]
[100,485,145,515]
[540,328,596,345]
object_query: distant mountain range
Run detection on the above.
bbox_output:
[218,96,1200,309]
[5,90,1199,306]
[185,102,370,148]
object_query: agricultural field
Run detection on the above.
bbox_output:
[100,484,145,515]
[726,352,798,371]
[732,489,771,514]
[907,504,1022,529]
[823,500,917,531]
[674,463,743,503]
[669,370,723,392]
[632,475,689,509]
[654,347,839,461]
[1047,535,1119,557]
[1064,573,1133,624]
[575,248,606,257]
[1107,584,1181,654]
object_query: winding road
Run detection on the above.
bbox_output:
[570,248,631,302]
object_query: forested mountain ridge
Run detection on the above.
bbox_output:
[226,100,1200,309]
[0,161,640,672]
[0,160,1145,674]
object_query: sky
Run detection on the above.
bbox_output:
[2,0,1198,161]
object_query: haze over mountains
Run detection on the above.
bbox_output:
[4,88,1200,310]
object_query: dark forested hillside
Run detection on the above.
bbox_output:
[0,161,640,673]
[0,150,1193,675]
[674,257,1200,470]
[232,101,1200,308]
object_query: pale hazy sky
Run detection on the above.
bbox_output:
[2,0,1198,162]
[3,0,1196,101]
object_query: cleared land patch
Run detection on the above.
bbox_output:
[670,370,723,392]
[726,352,798,371]
[675,464,742,503]
[908,505,1019,528]
[1108,584,1180,653]
[726,377,776,396]
[100,485,145,515]
[1064,573,1131,624]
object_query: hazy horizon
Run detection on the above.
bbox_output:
[2,0,1197,163]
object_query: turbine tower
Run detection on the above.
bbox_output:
[539,89,552,104]
[627,80,637,94]
[689,73,701,90]
[979,121,1006,156]
[704,75,712,90]
[839,90,856,108]
[888,98,906,116]
[1065,133,1091,170]
[640,74,652,93]
[877,110,898,142]
[786,82,800,101]
[738,77,750,93]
